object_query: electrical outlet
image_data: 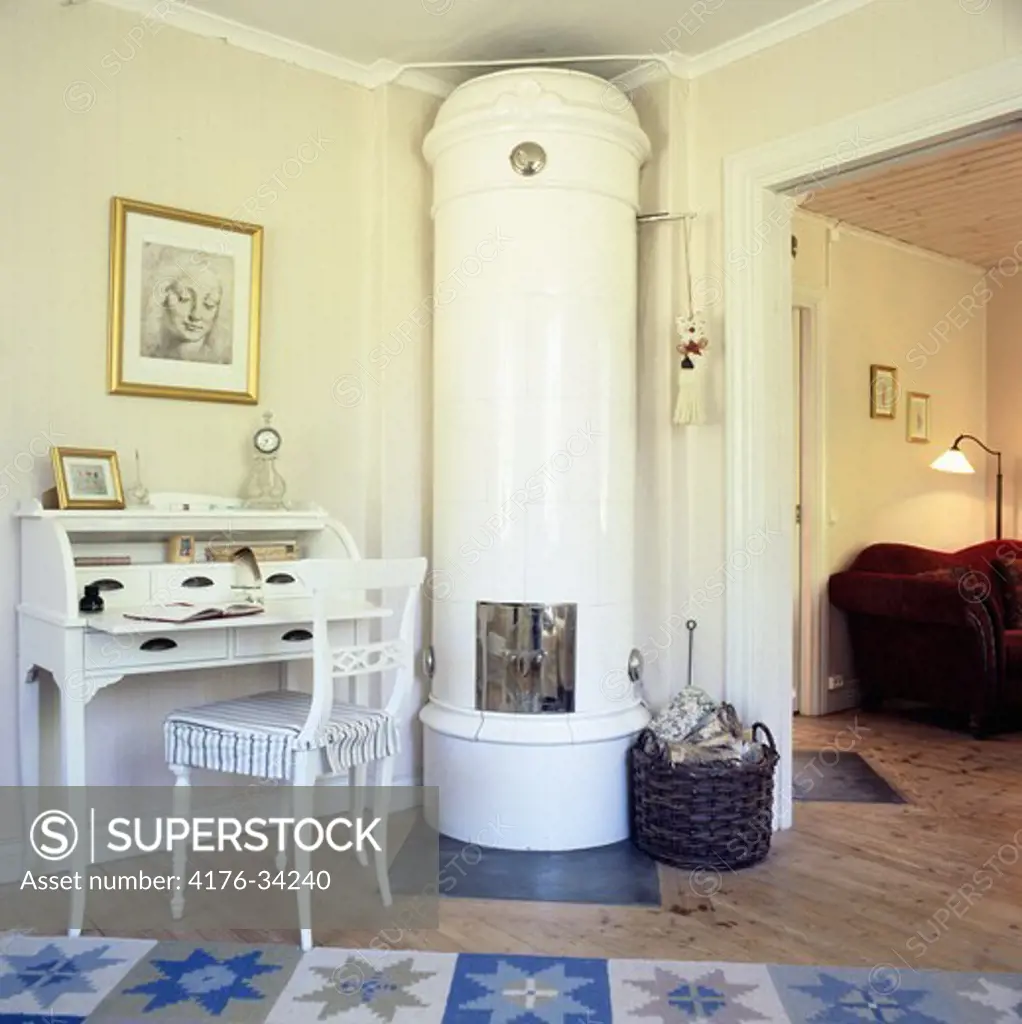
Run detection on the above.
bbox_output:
[828,674,845,691]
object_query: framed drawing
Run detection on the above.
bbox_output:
[906,391,931,443]
[869,364,898,419]
[108,197,263,403]
[50,448,125,510]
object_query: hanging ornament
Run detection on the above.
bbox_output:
[673,216,711,427]
[674,314,710,426]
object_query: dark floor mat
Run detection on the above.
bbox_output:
[391,832,661,905]
[793,750,906,803]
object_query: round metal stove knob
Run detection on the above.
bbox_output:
[510,141,546,177]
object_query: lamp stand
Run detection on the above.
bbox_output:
[944,434,1004,541]
[996,457,1003,540]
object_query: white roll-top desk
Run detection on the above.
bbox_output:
[16,494,382,790]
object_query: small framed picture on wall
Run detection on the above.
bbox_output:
[870,365,899,419]
[906,391,931,443]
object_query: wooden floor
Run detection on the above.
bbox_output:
[99,712,1022,970]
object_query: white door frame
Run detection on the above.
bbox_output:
[723,57,1022,830]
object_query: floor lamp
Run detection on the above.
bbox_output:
[930,433,1003,540]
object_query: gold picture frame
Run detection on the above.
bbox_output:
[108,197,263,404]
[906,391,931,443]
[51,447,125,510]
[869,364,898,419]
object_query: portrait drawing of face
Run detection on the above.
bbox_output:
[162,265,222,347]
[140,244,234,365]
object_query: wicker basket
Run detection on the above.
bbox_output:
[629,722,778,870]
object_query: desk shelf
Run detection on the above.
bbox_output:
[17,496,335,536]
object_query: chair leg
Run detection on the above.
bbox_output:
[372,756,394,907]
[292,753,318,952]
[351,763,368,868]
[170,765,190,920]
[275,780,289,871]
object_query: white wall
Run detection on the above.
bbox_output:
[372,85,441,783]
[632,77,694,706]
[0,2,432,786]
[821,228,988,569]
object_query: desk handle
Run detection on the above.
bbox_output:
[181,575,215,588]
[139,637,178,652]
[266,573,296,585]
[90,578,124,592]
[281,629,313,643]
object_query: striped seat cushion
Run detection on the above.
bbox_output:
[164,690,399,781]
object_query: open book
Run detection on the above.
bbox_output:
[123,602,265,624]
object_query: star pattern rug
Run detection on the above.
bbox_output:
[0,936,1017,1022]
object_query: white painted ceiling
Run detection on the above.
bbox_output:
[180,0,835,67]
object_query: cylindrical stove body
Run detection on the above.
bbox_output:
[420,68,650,850]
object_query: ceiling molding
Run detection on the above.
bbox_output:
[368,62,454,97]
[797,209,988,274]
[89,0,454,96]
[680,0,881,79]
[90,0,881,96]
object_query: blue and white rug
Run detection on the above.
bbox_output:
[0,934,1018,1021]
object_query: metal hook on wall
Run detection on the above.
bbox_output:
[637,211,698,225]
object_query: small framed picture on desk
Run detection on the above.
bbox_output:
[168,534,196,563]
[50,447,125,510]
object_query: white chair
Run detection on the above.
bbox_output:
[161,556,426,951]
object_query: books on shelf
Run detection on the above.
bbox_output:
[74,555,132,567]
[123,602,266,624]
[205,539,299,562]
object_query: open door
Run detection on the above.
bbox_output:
[793,306,802,714]
[792,301,824,718]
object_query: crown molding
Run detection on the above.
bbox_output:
[89,0,453,96]
[679,0,881,79]
[89,0,880,96]
[366,61,454,97]
[796,208,989,273]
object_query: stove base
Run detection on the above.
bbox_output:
[419,699,650,851]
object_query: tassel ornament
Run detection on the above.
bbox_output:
[673,215,711,427]
[673,313,709,426]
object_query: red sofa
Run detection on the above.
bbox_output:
[828,541,1022,737]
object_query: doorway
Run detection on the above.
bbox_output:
[723,60,1022,829]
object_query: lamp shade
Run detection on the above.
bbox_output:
[930,448,975,474]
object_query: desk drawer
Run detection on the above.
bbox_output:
[234,620,356,659]
[75,568,150,609]
[86,629,228,671]
[152,565,237,604]
[260,565,308,600]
